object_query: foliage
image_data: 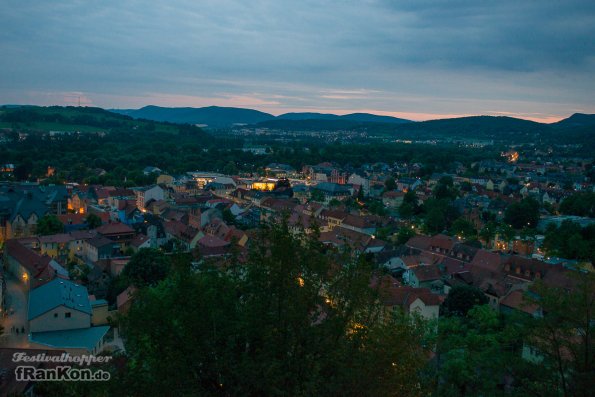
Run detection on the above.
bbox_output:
[559,192,595,217]
[384,177,397,191]
[441,285,489,317]
[399,190,419,219]
[397,227,416,245]
[310,189,325,202]
[365,199,387,216]
[450,218,477,240]
[517,272,595,397]
[542,221,595,262]
[120,221,429,396]
[121,248,170,287]
[433,176,458,201]
[422,198,460,235]
[480,221,498,246]
[36,214,64,235]
[85,213,102,229]
[433,305,516,396]
[222,208,236,225]
[504,197,540,229]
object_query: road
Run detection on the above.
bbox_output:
[0,272,33,349]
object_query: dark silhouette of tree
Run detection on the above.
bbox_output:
[36,215,64,235]
[85,213,102,229]
[441,285,488,317]
[121,248,170,287]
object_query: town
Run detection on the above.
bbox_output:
[0,126,593,394]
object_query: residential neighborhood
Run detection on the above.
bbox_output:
[1,147,593,370]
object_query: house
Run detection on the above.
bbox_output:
[265,163,295,177]
[382,191,405,208]
[130,233,151,252]
[57,213,89,232]
[376,279,441,321]
[499,289,540,317]
[96,222,135,252]
[90,298,109,326]
[164,221,203,251]
[3,239,65,291]
[196,235,231,258]
[407,265,442,289]
[0,183,68,242]
[319,228,386,254]
[156,174,174,185]
[117,286,137,315]
[134,185,165,210]
[38,233,74,259]
[311,182,351,203]
[204,181,236,197]
[116,199,143,224]
[348,173,370,195]
[27,279,110,355]
[107,188,135,209]
[396,177,422,192]
[83,235,116,263]
[28,278,94,333]
[340,214,378,235]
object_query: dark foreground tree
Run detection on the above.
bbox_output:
[120,221,429,397]
[121,248,170,287]
[515,272,595,397]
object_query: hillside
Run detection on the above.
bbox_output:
[256,114,594,145]
[0,105,208,137]
[277,112,410,124]
[553,113,595,128]
[110,106,410,127]
[112,105,275,128]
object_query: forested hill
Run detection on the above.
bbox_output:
[0,105,209,138]
[110,106,411,127]
[112,105,276,127]
[255,114,595,145]
[276,112,410,124]
[552,113,595,128]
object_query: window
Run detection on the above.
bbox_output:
[65,312,71,318]
[54,313,58,318]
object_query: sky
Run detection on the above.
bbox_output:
[1,0,594,122]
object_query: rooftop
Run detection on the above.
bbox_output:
[30,326,110,352]
[28,278,92,320]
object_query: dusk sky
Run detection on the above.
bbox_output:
[1,0,594,122]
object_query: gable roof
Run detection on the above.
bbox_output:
[381,285,441,309]
[412,265,442,282]
[4,239,53,281]
[28,279,92,320]
[470,249,503,272]
[57,213,87,226]
[86,235,114,249]
[500,290,539,314]
[406,235,432,251]
[96,222,135,235]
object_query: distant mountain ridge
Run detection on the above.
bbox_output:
[112,105,275,128]
[277,112,410,124]
[552,113,595,128]
[110,105,411,127]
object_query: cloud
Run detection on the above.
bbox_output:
[0,0,593,120]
